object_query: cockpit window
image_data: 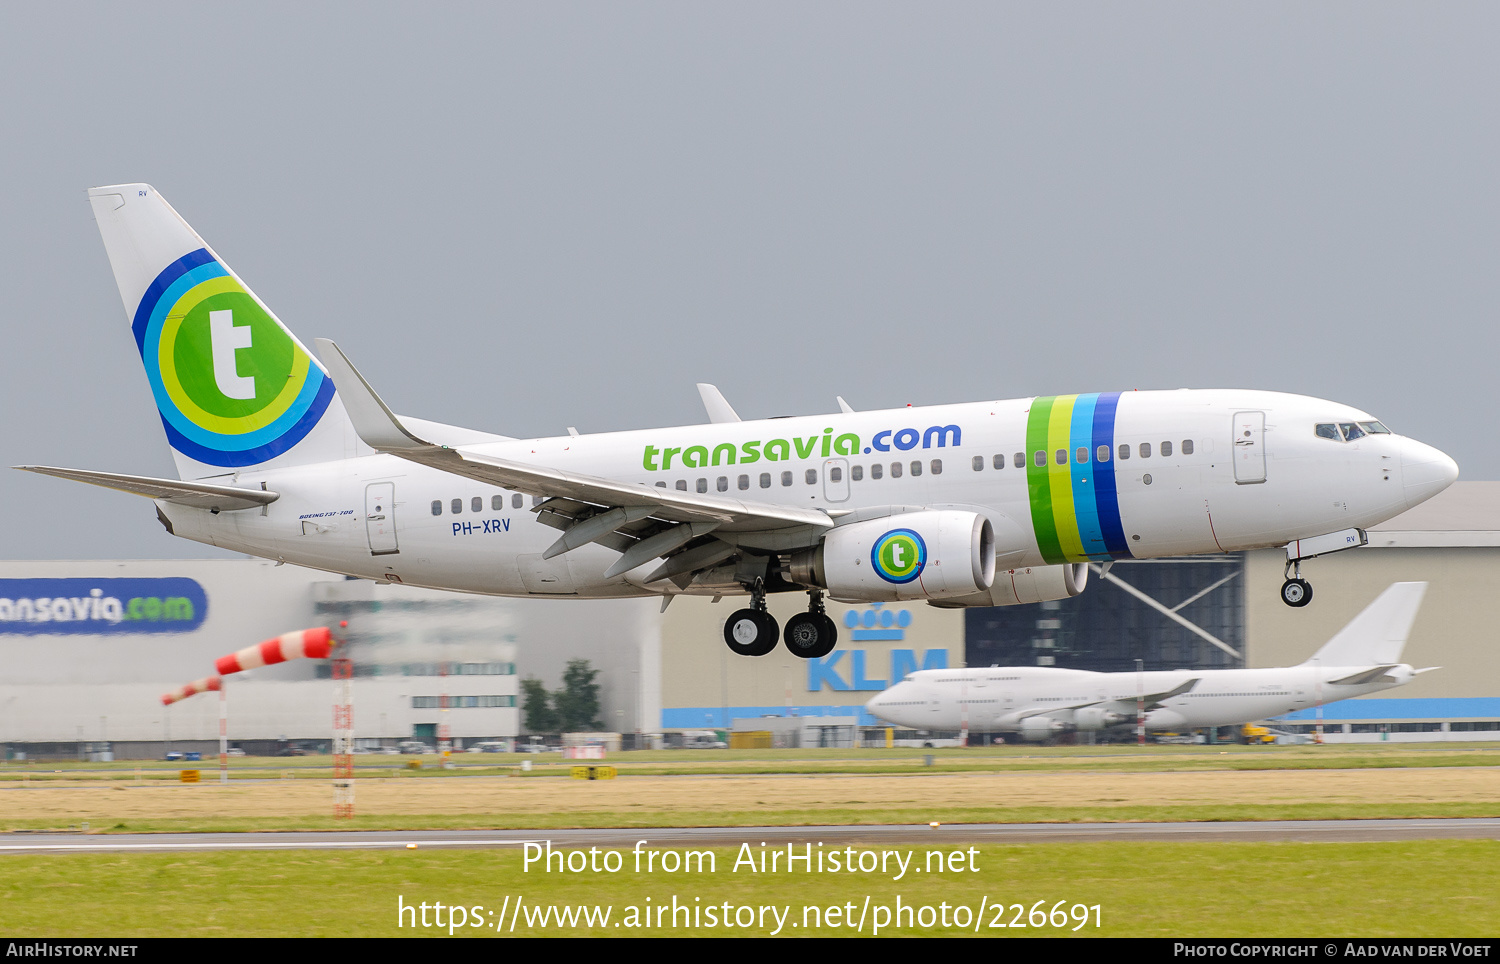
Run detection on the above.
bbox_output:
[1359,420,1391,435]
[1339,422,1366,441]
[1315,423,1341,441]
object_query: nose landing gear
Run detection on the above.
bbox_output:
[1281,561,1313,608]
[783,589,838,659]
[723,579,779,656]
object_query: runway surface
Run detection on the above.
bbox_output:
[3,819,1499,854]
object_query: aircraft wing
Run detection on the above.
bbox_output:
[316,340,834,585]
[1014,677,1201,719]
[13,465,278,512]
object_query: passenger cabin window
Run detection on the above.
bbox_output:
[1055,449,1066,465]
[760,473,772,488]
[451,498,462,514]
[890,462,903,478]
[1034,450,1046,467]
[829,466,843,483]
[1013,452,1024,469]
[1181,439,1194,455]
[806,469,818,484]
[930,459,942,475]
[1118,444,1130,460]
[1076,447,1088,464]
[1140,442,1152,458]
[1096,445,1110,462]
[696,478,708,493]
[781,471,793,487]
[994,454,1006,470]
[492,495,504,510]
[738,475,749,490]
[676,479,687,491]
[972,455,984,471]
[532,495,544,507]
[655,481,666,488]
[851,465,863,481]
[717,476,728,492]
[871,463,883,480]
[471,496,482,513]
[910,461,922,477]
[1161,440,1173,457]
[431,500,442,516]
[513,494,523,508]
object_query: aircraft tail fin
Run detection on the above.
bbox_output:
[1304,582,1428,666]
[87,184,354,479]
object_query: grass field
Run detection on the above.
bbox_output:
[1,744,1497,832]
[3,840,1496,937]
[3,744,1496,937]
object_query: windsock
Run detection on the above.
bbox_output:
[216,627,333,675]
[161,676,221,706]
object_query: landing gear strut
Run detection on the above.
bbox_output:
[783,589,838,659]
[1280,561,1313,608]
[723,579,778,656]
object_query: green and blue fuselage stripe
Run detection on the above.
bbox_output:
[1026,392,1134,564]
[1091,392,1130,556]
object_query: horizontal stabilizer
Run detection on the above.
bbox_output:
[14,465,277,511]
[1306,582,1427,666]
[1327,665,1402,686]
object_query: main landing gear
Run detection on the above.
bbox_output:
[722,586,839,658]
[783,589,837,660]
[1280,561,1313,608]
[723,580,778,657]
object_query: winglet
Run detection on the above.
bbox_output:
[314,339,435,452]
[696,384,741,423]
[836,396,855,414]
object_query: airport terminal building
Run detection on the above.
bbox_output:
[1,483,1495,756]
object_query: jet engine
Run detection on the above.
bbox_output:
[929,563,1089,608]
[788,510,995,602]
[1017,716,1070,741]
[1073,706,1129,731]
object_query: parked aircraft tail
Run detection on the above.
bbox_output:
[87,184,354,479]
[1304,582,1427,666]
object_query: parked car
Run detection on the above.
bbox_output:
[397,741,434,755]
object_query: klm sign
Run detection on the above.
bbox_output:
[810,601,948,692]
[807,647,948,692]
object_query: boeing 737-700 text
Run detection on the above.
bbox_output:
[17,185,1460,660]
[865,582,1433,740]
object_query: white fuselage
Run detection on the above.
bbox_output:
[865,663,1418,735]
[160,388,1454,599]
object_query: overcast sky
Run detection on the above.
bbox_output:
[2,3,1495,559]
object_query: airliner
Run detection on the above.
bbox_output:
[18,185,1458,660]
[864,582,1433,740]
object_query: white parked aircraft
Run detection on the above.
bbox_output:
[865,582,1433,740]
[20,186,1458,660]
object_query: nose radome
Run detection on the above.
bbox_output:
[1401,439,1459,509]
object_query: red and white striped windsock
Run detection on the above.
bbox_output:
[215,627,334,676]
[161,675,221,706]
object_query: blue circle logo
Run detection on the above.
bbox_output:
[871,529,926,584]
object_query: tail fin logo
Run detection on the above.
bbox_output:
[132,249,334,467]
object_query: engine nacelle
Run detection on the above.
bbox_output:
[1017,716,1070,741]
[1073,706,1129,731]
[791,511,995,602]
[929,563,1089,608]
